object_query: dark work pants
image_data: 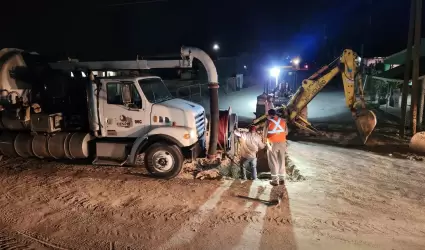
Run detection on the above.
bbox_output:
[240,157,257,180]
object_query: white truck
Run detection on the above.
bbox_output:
[0,47,218,179]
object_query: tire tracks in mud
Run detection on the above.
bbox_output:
[0,231,36,250]
[53,190,100,211]
[0,230,70,250]
[308,217,425,237]
[103,205,425,238]
[3,177,74,202]
[2,175,102,211]
[1,165,423,246]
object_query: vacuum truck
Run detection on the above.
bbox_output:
[0,47,228,179]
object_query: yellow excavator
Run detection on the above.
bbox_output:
[253,49,377,144]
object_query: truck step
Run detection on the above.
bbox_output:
[92,157,126,166]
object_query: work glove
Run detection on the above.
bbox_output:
[266,142,272,151]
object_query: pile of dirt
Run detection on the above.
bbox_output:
[184,154,242,180]
[285,154,306,181]
[181,125,309,181]
[186,135,306,182]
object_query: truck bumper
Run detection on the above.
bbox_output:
[186,134,207,161]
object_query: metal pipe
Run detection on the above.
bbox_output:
[181,46,219,158]
[411,0,422,134]
[400,0,416,137]
[418,77,425,130]
[181,47,218,83]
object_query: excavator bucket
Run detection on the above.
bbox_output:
[354,109,377,144]
[409,131,425,153]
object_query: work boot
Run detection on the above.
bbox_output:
[278,175,286,185]
[270,180,279,186]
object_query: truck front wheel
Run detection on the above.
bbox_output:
[144,143,184,179]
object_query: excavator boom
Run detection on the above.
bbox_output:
[254,49,377,144]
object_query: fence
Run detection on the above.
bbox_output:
[173,76,256,104]
[362,75,404,107]
[174,83,208,104]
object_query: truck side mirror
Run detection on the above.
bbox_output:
[121,84,132,104]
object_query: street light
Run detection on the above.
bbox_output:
[292,57,300,65]
[269,67,280,78]
[213,43,220,51]
[270,68,280,77]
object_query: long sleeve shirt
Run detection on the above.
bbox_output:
[234,130,266,159]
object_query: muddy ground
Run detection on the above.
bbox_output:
[1,86,425,249]
[0,132,425,250]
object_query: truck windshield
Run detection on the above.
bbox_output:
[138,78,173,104]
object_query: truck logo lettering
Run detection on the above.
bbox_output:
[117,115,133,128]
[135,120,142,124]
[107,130,117,136]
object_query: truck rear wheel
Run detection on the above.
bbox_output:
[144,143,184,179]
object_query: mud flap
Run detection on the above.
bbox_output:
[409,131,425,153]
[355,109,377,145]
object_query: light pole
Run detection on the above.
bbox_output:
[269,67,280,95]
[270,67,280,88]
[212,43,220,60]
[291,57,301,89]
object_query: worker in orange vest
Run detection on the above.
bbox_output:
[264,108,288,186]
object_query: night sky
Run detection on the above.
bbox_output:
[1,0,420,61]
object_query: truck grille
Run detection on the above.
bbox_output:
[195,111,205,138]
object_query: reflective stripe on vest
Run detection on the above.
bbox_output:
[267,117,285,134]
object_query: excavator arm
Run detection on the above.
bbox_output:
[253,49,377,144]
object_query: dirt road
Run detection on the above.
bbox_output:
[0,141,424,250]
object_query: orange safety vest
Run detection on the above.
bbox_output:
[267,116,287,143]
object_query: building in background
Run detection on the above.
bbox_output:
[363,38,425,120]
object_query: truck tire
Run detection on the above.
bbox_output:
[144,143,184,179]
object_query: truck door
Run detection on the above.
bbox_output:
[101,80,149,137]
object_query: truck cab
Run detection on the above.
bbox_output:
[91,75,207,178]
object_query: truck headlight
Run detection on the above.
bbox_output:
[190,129,197,138]
[183,129,197,139]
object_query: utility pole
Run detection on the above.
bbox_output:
[400,0,416,137]
[419,77,425,130]
[411,0,422,134]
